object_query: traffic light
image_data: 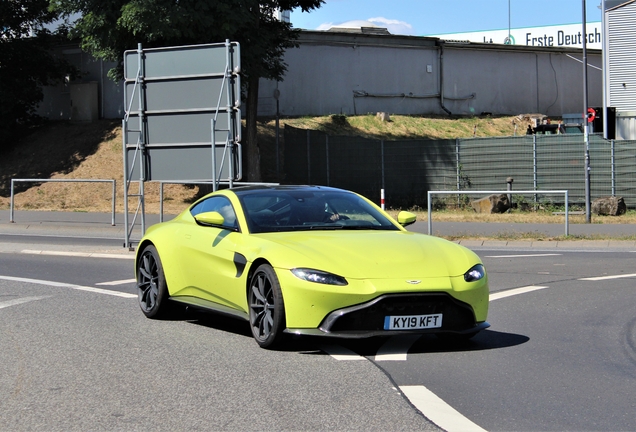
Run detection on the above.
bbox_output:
[605,107,616,140]
[589,107,616,139]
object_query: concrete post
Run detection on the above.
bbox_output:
[507,177,514,207]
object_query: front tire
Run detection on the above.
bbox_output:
[137,245,170,319]
[248,264,286,348]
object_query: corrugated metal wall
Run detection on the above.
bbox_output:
[259,32,603,118]
[284,126,636,209]
[607,2,636,111]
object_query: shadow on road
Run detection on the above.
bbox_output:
[175,305,529,355]
[408,329,529,354]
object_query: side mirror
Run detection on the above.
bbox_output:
[194,211,225,227]
[397,211,417,227]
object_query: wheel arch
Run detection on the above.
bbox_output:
[135,239,156,271]
[244,258,290,324]
[136,239,179,297]
[245,257,273,297]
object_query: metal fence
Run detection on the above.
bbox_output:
[10,178,117,224]
[283,126,636,209]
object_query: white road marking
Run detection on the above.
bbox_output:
[370,284,558,430]
[485,253,561,258]
[0,275,136,298]
[400,385,487,432]
[96,278,136,286]
[375,334,422,361]
[0,296,50,310]
[21,250,134,260]
[490,285,549,301]
[325,287,553,361]
[579,273,636,281]
[320,345,366,361]
[321,286,558,430]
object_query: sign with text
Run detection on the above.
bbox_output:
[428,22,602,50]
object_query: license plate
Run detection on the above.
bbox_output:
[384,314,443,330]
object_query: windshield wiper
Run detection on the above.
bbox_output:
[308,224,344,230]
[340,225,394,230]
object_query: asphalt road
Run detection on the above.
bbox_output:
[397,249,636,431]
[0,256,435,431]
[1,211,636,431]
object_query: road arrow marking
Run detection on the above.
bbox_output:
[96,279,136,286]
[490,285,549,301]
[0,296,50,310]
[21,250,134,260]
[579,273,636,281]
[0,275,136,298]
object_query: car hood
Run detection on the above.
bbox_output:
[257,230,479,279]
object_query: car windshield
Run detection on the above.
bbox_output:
[238,189,400,234]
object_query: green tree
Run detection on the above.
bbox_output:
[52,0,323,181]
[0,0,76,150]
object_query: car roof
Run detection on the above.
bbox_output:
[230,185,346,196]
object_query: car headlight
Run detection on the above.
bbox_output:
[291,268,348,286]
[464,264,486,282]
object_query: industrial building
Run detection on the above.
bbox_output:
[37,2,636,139]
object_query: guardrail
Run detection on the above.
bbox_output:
[427,190,570,237]
[10,179,117,226]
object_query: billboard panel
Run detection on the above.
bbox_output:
[124,43,240,80]
[123,42,241,182]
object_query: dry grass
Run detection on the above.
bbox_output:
[0,120,198,214]
[260,113,521,140]
[1,114,526,215]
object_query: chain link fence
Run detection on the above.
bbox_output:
[283,125,636,209]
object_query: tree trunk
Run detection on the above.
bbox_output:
[245,73,262,182]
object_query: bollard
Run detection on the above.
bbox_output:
[506,177,514,207]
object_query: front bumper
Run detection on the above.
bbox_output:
[278,269,489,329]
[285,292,490,338]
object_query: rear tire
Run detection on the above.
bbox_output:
[137,245,170,319]
[248,264,286,349]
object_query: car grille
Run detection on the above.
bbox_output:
[324,293,476,333]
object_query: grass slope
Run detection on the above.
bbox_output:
[1,114,522,214]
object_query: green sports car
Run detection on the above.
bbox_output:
[135,185,489,348]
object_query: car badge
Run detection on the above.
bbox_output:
[406,280,421,284]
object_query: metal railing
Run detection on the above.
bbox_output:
[427,190,570,237]
[10,179,117,225]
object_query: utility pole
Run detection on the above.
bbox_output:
[582,0,592,223]
[508,0,511,42]
[505,0,512,44]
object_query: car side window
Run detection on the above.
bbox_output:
[190,196,238,229]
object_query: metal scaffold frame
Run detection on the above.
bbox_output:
[122,41,241,249]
